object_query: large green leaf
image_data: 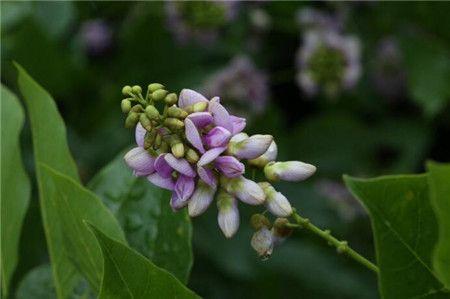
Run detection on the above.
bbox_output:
[344,174,450,298]
[87,149,193,283]
[41,164,127,292]
[15,63,81,298]
[428,162,450,288]
[1,85,31,297]
[87,224,199,299]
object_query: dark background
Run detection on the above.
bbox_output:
[2,1,449,298]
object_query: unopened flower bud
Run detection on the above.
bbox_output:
[248,141,278,168]
[148,83,165,92]
[264,161,316,182]
[155,140,170,155]
[250,214,271,230]
[185,101,208,114]
[121,99,132,113]
[170,135,185,158]
[224,175,266,205]
[153,134,163,150]
[144,130,157,149]
[139,114,152,131]
[259,182,292,217]
[251,226,274,260]
[152,89,169,101]
[185,148,200,163]
[168,106,188,119]
[217,189,240,238]
[164,118,185,130]
[125,112,140,129]
[145,105,160,120]
[164,93,178,105]
[271,218,292,244]
[130,105,143,113]
[229,134,273,159]
[122,85,132,96]
[132,85,142,94]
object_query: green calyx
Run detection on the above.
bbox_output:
[308,45,346,88]
[250,214,271,230]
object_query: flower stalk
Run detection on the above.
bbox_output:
[287,209,379,274]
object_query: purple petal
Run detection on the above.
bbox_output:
[202,126,232,148]
[170,192,189,212]
[124,147,155,176]
[178,89,209,108]
[197,146,227,166]
[188,180,217,217]
[147,172,175,190]
[174,174,195,201]
[135,123,146,147]
[185,118,205,153]
[197,166,217,187]
[208,97,234,132]
[164,154,196,177]
[225,176,265,205]
[215,156,245,177]
[232,134,273,159]
[154,154,173,178]
[230,115,246,134]
[187,112,214,128]
[217,191,240,238]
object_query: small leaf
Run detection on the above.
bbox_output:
[41,164,127,292]
[87,149,193,283]
[427,162,450,288]
[344,174,450,298]
[16,63,81,298]
[1,85,31,297]
[86,223,200,299]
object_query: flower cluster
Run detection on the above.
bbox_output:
[296,7,361,97]
[121,85,316,238]
[164,1,238,44]
[200,55,269,118]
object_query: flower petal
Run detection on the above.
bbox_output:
[197,146,227,166]
[135,123,146,147]
[259,183,293,217]
[197,166,217,187]
[225,175,265,205]
[208,97,234,132]
[174,174,195,201]
[164,154,196,177]
[185,118,205,153]
[264,161,316,182]
[170,192,189,212]
[188,180,217,217]
[215,156,245,177]
[230,115,246,134]
[187,112,214,128]
[231,134,273,159]
[147,172,175,190]
[124,147,155,176]
[154,153,173,178]
[217,190,240,238]
[202,126,232,148]
[178,89,209,108]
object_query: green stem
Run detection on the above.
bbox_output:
[289,210,379,274]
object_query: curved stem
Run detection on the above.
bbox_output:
[288,209,379,274]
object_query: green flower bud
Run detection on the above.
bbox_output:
[168,106,188,119]
[164,93,178,105]
[122,85,132,96]
[164,118,185,130]
[155,140,170,155]
[152,89,169,101]
[144,130,157,149]
[185,101,208,114]
[170,135,185,158]
[148,83,165,92]
[125,112,140,129]
[271,218,292,239]
[139,114,152,131]
[130,105,143,113]
[185,148,200,163]
[121,99,131,114]
[145,105,160,120]
[250,214,271,230]
[132,85,142,94]
[153,134,163,150]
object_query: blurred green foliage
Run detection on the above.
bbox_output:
[2,1,449,298]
